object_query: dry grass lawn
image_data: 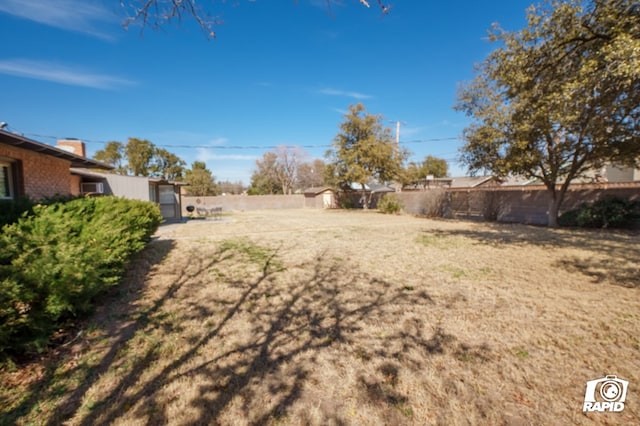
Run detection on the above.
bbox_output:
[1,209,639,425]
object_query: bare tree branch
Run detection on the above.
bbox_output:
[121,0,390,39]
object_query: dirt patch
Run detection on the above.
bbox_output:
[2,209,638,425]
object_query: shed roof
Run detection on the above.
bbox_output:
[0,130,113,169]
[303,186,336,195]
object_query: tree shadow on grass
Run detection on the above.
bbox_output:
[0,238,176,426]
[73,249,401,425]
[423,224,640,288]
[4,238,495,425]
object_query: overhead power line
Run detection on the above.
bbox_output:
[21,131,461,151]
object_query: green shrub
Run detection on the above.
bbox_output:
[0,196,162,356]
[378,194,403,214]
[559,197,640,228]
[0,195,80,229]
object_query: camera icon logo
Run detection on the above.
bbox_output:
[583,375,628,412]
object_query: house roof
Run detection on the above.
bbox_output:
[347,182,371,191]
[0,130,113,169]
[449,176,495,188]
[343,182,395,192]
[499,175,538,186]
[71,168,187,185]
[369,184,395,193]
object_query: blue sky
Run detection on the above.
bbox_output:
[0,0,532,184]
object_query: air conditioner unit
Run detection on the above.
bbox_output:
[81,182,104,194]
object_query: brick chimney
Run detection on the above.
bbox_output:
[57,138,86,157]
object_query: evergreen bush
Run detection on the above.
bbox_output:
[559,197,640,228]
[0,196,162,356]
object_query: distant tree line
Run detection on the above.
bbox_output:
[92,112,451,200]
[248,147,326,195]
[93,137,186,180]
[247,104,449,199]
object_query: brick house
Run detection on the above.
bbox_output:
[0,130,111,201]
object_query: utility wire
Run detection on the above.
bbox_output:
[22,131,461,151]
[14,128,462,163]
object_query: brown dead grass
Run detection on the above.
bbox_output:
[1,209,639,425]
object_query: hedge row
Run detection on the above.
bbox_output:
[0,196,162,357]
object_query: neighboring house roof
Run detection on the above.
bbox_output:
[0,130,113,169]
[347,182,371,191]
[343,182,395,192]
[449,176,495,188]
[369,184,395,193]
[499,175,538,186]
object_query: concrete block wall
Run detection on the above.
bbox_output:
[182,194,305,214]
[399,184,640,225]
[182,185,640,226]
[0,143,72,200]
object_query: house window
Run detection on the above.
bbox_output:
[0,161,14,200]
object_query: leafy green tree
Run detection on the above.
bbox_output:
[403,155,448,184]
[93,141,125,173]
[325,103,406,208]
[456,0,640,227]
[125,137,156,176]
[184,161,218,196]
[249,152,281,195]
[151,148,186,180]
[94,138,186,179]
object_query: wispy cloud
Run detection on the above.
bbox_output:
[423,120,466,130]
[208,137,229,146]
[318,88,373,100]
[0,59,135,90]
[399,126,422,138]
[0,0,117,40]
[196,147,258,162]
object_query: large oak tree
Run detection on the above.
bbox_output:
[456,0,640,227]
